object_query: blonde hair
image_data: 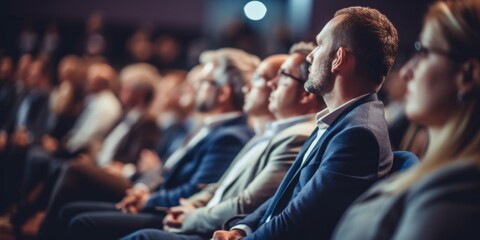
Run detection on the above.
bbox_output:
[388,0,480,192]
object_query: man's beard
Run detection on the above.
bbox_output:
[305,54,335,98]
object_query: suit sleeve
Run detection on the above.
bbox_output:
[245,127,382,240]
[143,132,248,208]
[181,134,304,233]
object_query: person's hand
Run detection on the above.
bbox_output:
[42,135,59,152]
[0,131,8,151]
[211,229,246,240]
[162,198,196,230]
[163,207,185,230]
[137,149,162,173]
[104,161,125,177]
[116,188,150,213]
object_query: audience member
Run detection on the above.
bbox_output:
[15,55,86,217]
[209,6,397,240]
[43,55,86,149]
[35,65,161,239]
[0,58,52,225]
[121,43,326,240]
[332,1,480,239]
[62,63,121,156]
[0,57,16,128]
[54,48,258,240]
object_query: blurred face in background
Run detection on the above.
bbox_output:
[85,64,114,94]
[16,54,33,83]
[179,66,203,111]
[242,58,281,116]
[0,57,14,82]
[24,60,47,90]
[268,53,306,119]
[401,21,459,128]
[195,62,219,112]
[155,72,185,112]
[58,56,85,85]
[119,81,137,110]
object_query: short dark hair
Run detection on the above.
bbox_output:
[333,7,399,84]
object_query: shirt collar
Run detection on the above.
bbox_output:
[316,93,372,128]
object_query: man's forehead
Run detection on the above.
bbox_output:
[256,59,277,78]
[282,54,302,71]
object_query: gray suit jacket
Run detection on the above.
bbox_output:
[181,118,316,233]
[333,161,480,240]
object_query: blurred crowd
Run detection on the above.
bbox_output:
[1,0,480,240]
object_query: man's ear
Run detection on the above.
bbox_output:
[456,59,480,95]
[331,47,349,73]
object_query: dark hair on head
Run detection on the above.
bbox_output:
[333,6,399,84]
[289,42,316,80]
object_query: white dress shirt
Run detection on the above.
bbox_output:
[65,90,121,153]
[96,108,143,167]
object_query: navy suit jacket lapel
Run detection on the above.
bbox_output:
[164,115,247,185]
[261,127,318,223]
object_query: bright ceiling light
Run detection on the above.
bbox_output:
[244,1,267,21]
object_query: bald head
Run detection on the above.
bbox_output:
[256,54,288,82]
[243,54,288,116]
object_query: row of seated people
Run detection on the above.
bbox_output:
[1,1,480,239]
[0,55,196,234]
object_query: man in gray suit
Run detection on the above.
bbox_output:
[121,42,325,240]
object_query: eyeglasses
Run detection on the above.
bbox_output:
[278,70,306,84]
[413,41,464,63]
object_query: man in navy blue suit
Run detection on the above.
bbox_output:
[41,48,259,240]
[206,7,399,240]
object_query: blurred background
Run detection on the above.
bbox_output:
[1,0,434,71]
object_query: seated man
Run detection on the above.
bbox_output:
[33,65,162,238]
[135,6,396,240]
[0,58,51,213]
[42,48,259,240]
[120,43,325,240]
